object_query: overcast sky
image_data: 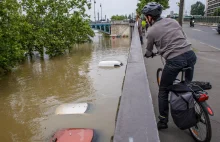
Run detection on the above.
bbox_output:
[86,0,206,20]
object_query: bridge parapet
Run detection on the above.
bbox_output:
[113,23,160,142]
[111,20,129,25]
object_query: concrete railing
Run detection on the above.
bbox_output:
[111,20,129,25]
[113,23,160,142]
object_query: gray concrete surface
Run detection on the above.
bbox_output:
[183,24,220,49]
[143,31,220,142]
[114,24,160,142]
[195,23,218,27]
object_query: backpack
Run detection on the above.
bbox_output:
[170,91,197,130]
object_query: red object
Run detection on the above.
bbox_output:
[198,94,209,102]
[50,128,93,142]
[207,107,214,115]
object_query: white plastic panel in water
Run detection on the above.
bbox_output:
[98,61,122,67]
[55,103,88,115]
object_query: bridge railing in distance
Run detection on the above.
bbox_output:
[111,20,129,25]
[90,21,110,24]
[113,23,160,142]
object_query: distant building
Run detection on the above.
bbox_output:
[170,11,174,17]
[185,10,188,16]
[206,0,220,16]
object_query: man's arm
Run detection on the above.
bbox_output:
[145,32,154,58]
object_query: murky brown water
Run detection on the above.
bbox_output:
[0,32,130,142]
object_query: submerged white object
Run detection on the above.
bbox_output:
[55,103,88,115]
[98,61,123,67]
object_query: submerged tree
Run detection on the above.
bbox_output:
[0,0,94,73]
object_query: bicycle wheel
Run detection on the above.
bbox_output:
[156,68,163,87]
[189,102,212,142]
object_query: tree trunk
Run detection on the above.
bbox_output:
[178,0,184,26]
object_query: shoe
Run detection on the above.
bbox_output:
[157,121,168,130]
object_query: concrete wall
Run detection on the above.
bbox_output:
[111,24,130,37]
[113,23,160,142]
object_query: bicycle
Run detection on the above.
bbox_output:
[145,53,214,142]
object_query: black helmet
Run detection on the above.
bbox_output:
[142,2,163,18]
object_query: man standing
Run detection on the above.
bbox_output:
[142,2,197,130]
[136,15,143,45]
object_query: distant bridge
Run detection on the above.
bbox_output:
[90,21,133,37]
[90,22,111,34]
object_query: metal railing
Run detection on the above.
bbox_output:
[184,16,220,24]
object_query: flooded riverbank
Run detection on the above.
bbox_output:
[0,33,130,142]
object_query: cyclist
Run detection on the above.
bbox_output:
[142,18,147,29]
[142,2,197,130]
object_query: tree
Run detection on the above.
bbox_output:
[125,14,128,19]
[179,0,184,26]
[213,8,220,16]
[177,2,180,7]
[136,0,169,15]
[0,0,95,74]
[0,0,25,72]
[191,1,205,16]
[111,15,126,20]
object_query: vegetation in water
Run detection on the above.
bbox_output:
[0,0,94,74]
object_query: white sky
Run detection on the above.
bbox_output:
[162,0,206,16]
[86,0,206,20]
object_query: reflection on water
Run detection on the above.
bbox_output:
[0,33,130,142]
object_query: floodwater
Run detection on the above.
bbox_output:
[0,32,130,142]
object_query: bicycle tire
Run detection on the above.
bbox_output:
[189,102,212,142]
[156,68,163,87]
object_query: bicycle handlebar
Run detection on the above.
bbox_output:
[144,52,158,58]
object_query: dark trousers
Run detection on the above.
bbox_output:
[140,36,143,45]
[158,50,197,123]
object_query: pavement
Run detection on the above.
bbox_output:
[142,24,220,142]
[183,24,219,49]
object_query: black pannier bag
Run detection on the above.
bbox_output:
[170,91,197,130]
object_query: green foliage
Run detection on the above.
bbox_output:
[111,15,127,20]
[213,8,220,16]
[0,0,94,73]
[191,1,205,16]
[136,0,169,15]
[0,0,25,72]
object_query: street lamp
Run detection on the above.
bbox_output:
[100,3,102,21]
[87,0,96,22]
[94,0,96,22]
